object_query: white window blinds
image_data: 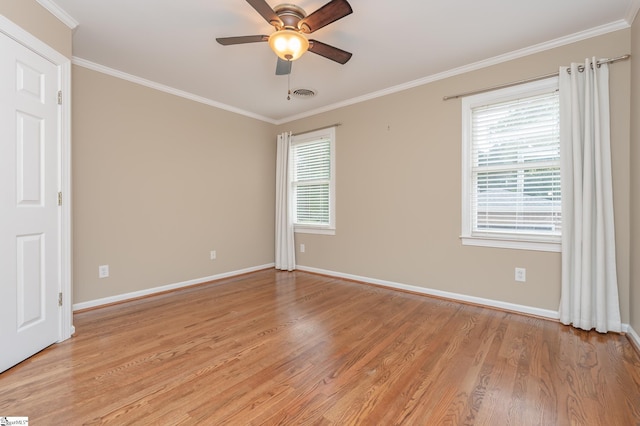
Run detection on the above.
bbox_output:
[290,126,335,233]
[469,89,561,240]
[293,139,331,224]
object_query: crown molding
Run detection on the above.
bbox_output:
[70,17,629,126]
[276,19,630,124]
[36,0,79,29]
[626,0,640,24]
[72,57,277,124]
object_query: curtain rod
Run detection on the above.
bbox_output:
[442,54,630,101]
[292,123,342,136]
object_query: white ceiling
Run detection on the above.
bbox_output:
[46,0,638,123]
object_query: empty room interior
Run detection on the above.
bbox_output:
[1,0,640,424]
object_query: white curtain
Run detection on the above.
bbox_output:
[275,132,296,271]
[559,58,621,333]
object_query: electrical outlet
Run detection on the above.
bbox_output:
[210,250,216,260]
[300,244,305,253]
[515,267,526,282]
[98,265,109,278]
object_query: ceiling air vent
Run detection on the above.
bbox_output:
[291,88,316,99]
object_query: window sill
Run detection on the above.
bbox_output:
[460,235,560,252]
[295,226,335,235]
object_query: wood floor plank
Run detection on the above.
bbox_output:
[1,269,639,425]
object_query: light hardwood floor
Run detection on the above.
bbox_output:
[1,269,639,425]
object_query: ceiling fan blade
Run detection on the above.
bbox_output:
[275,58,292,75]
[246,0,283,28]
[298,0,353,34]
[216,35,269,45]
[308,40,352,64]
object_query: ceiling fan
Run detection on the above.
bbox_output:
[216,0,353,75]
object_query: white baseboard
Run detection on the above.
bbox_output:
[296,266,640,336]
[627,324,640,351]
[72,263,638,345]
[296,265,560,320]
[72,263,275,311]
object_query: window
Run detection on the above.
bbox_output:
[291,127,335,234]
[461,78,561,251]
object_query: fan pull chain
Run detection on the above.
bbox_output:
[287,72,291,101]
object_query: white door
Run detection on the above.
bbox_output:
[0,32,61,372]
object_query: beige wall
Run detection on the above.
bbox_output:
[0,0,72,57]
[72,66,275,303]
[630,13,640,334]
[279,29,633,321]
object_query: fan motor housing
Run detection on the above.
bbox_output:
[274,4,306,29]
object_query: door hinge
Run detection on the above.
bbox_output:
[58,191,62,206]
[58,292,63,307]
[57,91,62,105]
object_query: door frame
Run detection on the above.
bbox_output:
[0,15,73,341]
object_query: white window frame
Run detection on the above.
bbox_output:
[291,127,336,235]
[461,77,561,252]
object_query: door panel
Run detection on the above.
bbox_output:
[17,233,45,330]
[0,32,60,373]
[17,112,44,205]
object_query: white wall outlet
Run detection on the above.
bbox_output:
[210,250,216,260]
[98,265,109,278]
[515,267,526,282]
[300,244,305,253]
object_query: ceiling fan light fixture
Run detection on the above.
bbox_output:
[269,29,309,61]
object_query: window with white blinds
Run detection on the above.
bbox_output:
[461,78,561,251]
[291,127,335,234]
